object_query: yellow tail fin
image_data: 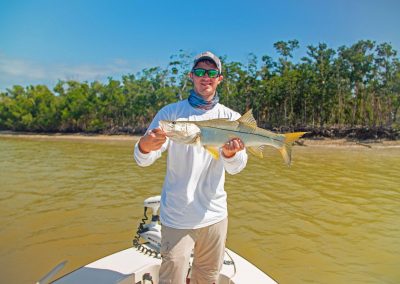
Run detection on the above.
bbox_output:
[279,132,307,166]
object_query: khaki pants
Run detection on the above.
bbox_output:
[159,218,228,284]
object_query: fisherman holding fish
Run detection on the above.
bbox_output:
[134,51,247,284]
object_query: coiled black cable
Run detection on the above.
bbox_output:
[133,207,148,247]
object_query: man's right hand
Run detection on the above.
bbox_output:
[138,128,167,154]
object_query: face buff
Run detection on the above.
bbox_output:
[188,89,219,110]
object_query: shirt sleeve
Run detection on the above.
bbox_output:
[133,107,170,167]
[134,138,169,167]
[220,148,248,175]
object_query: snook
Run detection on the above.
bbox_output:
[159,110,306,165]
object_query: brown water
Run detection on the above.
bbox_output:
[0,136,399,284]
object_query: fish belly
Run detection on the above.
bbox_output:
[200,127,232,146]
[241,132,283,148]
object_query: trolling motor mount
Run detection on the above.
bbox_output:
[133,196,162,255]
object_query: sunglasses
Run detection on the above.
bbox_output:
[192,68,220,78]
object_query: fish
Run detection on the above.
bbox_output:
[159,110,306,165]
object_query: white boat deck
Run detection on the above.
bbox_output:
[53,245,277,283]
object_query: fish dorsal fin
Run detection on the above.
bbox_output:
[204,146,220,159]
[237,109,257,130]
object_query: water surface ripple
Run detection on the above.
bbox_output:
[0,137,399,283]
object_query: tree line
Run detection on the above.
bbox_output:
[1,40,399,139]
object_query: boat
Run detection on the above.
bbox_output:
[46,196,277,284]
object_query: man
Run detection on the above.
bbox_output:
[134,51,248,284]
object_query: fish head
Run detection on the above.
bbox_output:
[159,120,201,144]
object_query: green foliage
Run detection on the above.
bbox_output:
[1,40,399,134]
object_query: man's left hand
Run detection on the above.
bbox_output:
[221,138,245,158]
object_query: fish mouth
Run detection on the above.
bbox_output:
[163,132,175,138]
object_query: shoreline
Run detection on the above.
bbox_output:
[0,131,140,142]
[1,131,399,148]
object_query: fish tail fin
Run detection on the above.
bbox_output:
[279,132,307,166]
[284,132,307,144]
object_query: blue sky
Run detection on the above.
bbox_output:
[1,0,399,91]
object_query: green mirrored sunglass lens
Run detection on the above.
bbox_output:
[208,70,218,77]
[193,69,219,77]
[194,69,206,76]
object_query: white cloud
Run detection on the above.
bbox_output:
[0,55,47,80]
[0,53,142,91]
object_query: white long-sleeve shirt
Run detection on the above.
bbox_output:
[134,99,248,229]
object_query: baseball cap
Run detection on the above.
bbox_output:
[192,51,222,73]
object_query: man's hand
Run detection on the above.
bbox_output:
[221,138,245,158]
[138,128,167,154]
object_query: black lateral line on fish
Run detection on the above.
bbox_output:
[200,125,284,144]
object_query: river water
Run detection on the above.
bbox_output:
[0,136,399,284]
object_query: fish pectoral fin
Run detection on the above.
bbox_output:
[248,146,264,158]
[204,146,220,159]
[237,109,257,130]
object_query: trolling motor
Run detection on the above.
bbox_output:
[133,196,162,255]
